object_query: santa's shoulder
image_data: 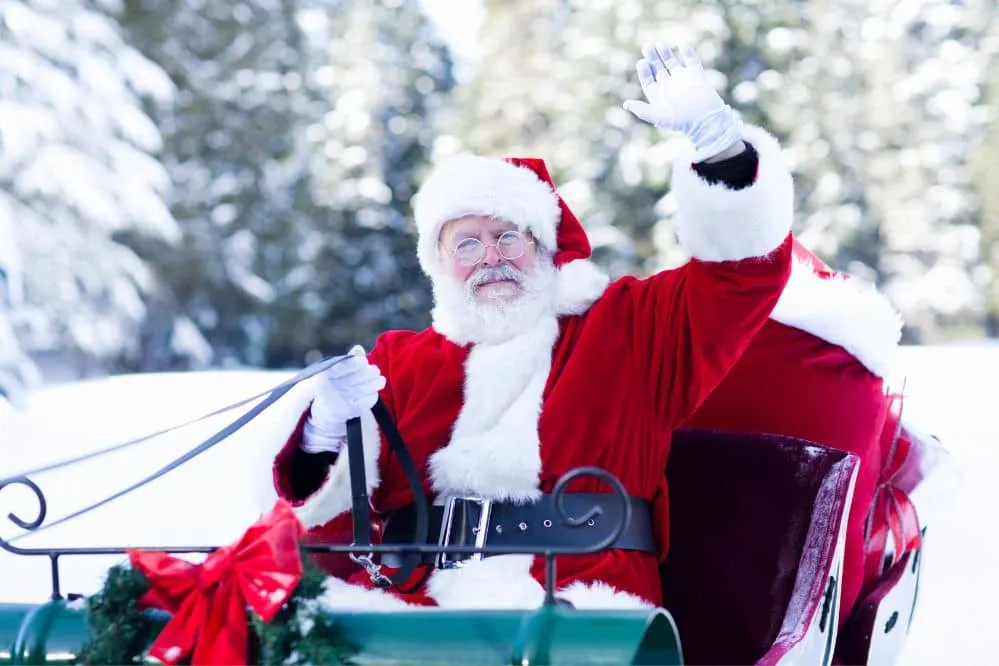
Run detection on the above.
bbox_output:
[370,326,469,370]
[552,272,671,333]
[563,252,902,380]
[770,253,903,379]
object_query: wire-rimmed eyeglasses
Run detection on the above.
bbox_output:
[447,231,535,267]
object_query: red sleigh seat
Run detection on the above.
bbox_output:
[660,428,859,666]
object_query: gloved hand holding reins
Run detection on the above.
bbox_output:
[301,345,385,455]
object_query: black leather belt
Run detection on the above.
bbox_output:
[379,493,656,569]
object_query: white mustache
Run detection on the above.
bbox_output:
[466,265,525,291]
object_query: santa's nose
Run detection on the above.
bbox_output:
[481,244,505,267]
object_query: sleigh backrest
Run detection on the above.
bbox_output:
[661,428,858,666]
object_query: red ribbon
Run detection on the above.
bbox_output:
[128,499,306,665]
[863,387,922,586]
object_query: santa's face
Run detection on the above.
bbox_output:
[439,216,538,304]
[431,215,556,345]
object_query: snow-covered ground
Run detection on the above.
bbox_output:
[0,345,994,665]
[891,345,995,666]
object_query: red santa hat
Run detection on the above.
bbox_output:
[412,154,609,315]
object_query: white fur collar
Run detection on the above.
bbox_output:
[427,316,560,503]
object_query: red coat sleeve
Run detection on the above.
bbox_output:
[626,236,793,429]
[622,125,797,427]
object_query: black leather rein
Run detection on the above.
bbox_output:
[344,399,429,589]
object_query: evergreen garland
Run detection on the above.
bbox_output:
[74,546,360,665]
[74,563,163,665]
[251,546,360,665]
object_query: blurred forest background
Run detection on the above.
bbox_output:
[1,0,997,403]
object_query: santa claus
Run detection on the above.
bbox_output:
[258,41,798,610]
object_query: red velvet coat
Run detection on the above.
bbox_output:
[262,125,799,611]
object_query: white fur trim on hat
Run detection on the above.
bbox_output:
[413,155,561,276]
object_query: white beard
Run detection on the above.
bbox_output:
[430,260,558,346]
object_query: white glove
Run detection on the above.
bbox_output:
[623,42,743,163]
[301,345,385,455]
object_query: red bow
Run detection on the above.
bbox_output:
[864,389,922,585]
[128,500,305,665]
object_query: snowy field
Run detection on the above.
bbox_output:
[0,345,994,665]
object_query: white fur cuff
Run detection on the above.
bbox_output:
[291,409,382,530]
[671,124,794,262]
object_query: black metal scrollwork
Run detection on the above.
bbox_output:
[0,476,47,531]
[553,466,630,542]
[1,476,215,599]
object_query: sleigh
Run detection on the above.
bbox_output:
[0,368,938,665]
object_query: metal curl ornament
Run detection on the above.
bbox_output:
[552,465,631,545]
[0,476,47,531]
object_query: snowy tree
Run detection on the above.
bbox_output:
[0,0,187,371]
[444,0,652,276]
[454,0,996,342]
[0,213,40,407]
[118,0,334,368]
[278,0,455,359]
[443,0,793,276]
[118,0,453,367]
[764,0,994,342]
[970,7,999,336]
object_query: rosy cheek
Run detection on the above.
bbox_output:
[512,255,534,272]
[450,261,473,282]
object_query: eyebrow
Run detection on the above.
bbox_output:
[450,225,516,241]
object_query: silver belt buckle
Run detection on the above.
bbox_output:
[436,496,492,569]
